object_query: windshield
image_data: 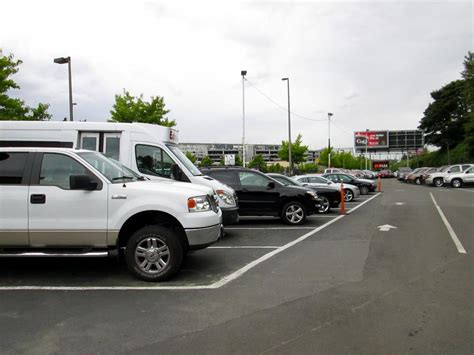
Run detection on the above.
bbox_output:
[78,151,138,183]
[440,166,450,172]
[166,144,202,176]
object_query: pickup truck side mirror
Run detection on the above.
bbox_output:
[70,174,98,190]
[267,181,275,189]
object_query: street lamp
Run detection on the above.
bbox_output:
[327,112,333,168]
[54,56,73,121]
[241,70,247,167]
[282,78,292,175]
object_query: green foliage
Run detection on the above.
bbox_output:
[418,80,468,149]
[110,89,175,126]
[199,155,212,167]
[185,151,196,164]
[267,163,284,174]
[235,155,243,167]
[319,148,368,169]
[248,154,267,172]
[461,52,474,156]
[0,49,51,121]
[295,163,319,174]
[278,134,309,164]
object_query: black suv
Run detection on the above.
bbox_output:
[203,168,321,225]
[322,173,376,195]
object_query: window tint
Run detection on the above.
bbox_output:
[297,177,308,183]
[465,167,473,174]
[462,165,471,171]
[308,177,324,183]
[339,175,352,183]
[136,145,174,178]
[450,166,460,173]
[207,171,239,185]
[40,153,88,189]
[82,137,98,151]
[325,174,338,182]
[105,137,120,161]
[239,171,270,187]
[0,152,28,184]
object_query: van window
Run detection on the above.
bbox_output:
[136,145,174,178]
[105,137,120,160]
[0,152,28,185]
[82,137,98,151]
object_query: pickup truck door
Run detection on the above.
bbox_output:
[0,152,33,246]
[28,152,108,247]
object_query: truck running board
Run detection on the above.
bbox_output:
[0,251,108,258]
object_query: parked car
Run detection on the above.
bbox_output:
[293,174,360,202]
[420,167,439,184]
[202,168,322,225]
[377,170,394,178]
[323,168,344,174]
[267,173,341,213]
[425,164,473,187]
[406,167,430,185]
[322,173,376,195]
[0,148,222,281]
[444,166,474,188]
[396,167,413,181]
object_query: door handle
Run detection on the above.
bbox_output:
[30,194,46,204]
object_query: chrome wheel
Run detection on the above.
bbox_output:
[415,177,421,185]
[434,178,444,187]
[344,189,353,202]
[135,237,170,274]
[452,179,462,188]
[285,205,304,224]
[318,196,330,213]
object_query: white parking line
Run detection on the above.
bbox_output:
[429,193,467,254]
[1,193,381,291]
[208,246,279,249]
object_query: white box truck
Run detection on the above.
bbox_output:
[0,121,239,224]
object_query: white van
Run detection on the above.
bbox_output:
[0,121,239,224]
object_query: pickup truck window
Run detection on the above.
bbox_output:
[78,151,136,183]
[0,152,28,185]
[40,153,89,189]
[136,145,174,178]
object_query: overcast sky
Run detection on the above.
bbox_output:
[1,0,472,149]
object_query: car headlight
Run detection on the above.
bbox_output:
[187,195,212,212]
[306,190,318,199]
[216,189,236,206]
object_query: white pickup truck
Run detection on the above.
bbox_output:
[0,148,222,281]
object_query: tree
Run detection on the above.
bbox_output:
[199,156,212,167]
[185,151,196,164]
[0,49,51,121]
[418,80,468,149]
[235,155,243,167]
[278,134,309,164]
[110,89,175,126]
[248,154,267,172]
[461,51,474,156]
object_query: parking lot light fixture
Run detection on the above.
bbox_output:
[54,56,73,121]
[327,113,333,168]
[282,78,292,175]
[241,70,247,167]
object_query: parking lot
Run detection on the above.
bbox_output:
[0,193,380,290]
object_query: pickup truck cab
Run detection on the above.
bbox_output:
[0,148,222,281]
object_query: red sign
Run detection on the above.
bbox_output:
[354,131,388,148]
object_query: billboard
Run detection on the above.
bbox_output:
[372,160,390,170]
[354,131,389,149]
[354,130,424,152]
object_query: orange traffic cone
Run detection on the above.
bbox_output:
[377,176,382,192]
[340,182,346,215]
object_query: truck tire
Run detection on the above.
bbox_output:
[281,201,307,225]
[125,225,183,282]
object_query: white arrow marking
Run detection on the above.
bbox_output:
[377,224,397,232]
[395,202,406,205]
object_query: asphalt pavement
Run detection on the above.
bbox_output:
[0,179,472,354]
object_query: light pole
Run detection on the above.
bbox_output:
[365,129,369,170]
[241,70,247,167]
[282,78,292,175]
[327,113,333,168]
[54,56,73,121]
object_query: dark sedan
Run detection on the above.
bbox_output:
[322,173,376,195]
[267,173,340,213]
[203,168,322,225]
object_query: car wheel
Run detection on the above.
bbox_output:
[318,196,331,214]
[415,177,421,185]
[344,189,354,202]
[434,178,444,187]
[451,179,462,188]
[281,201,307,225]
[360,185,369,195]
[125,225,183,282]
